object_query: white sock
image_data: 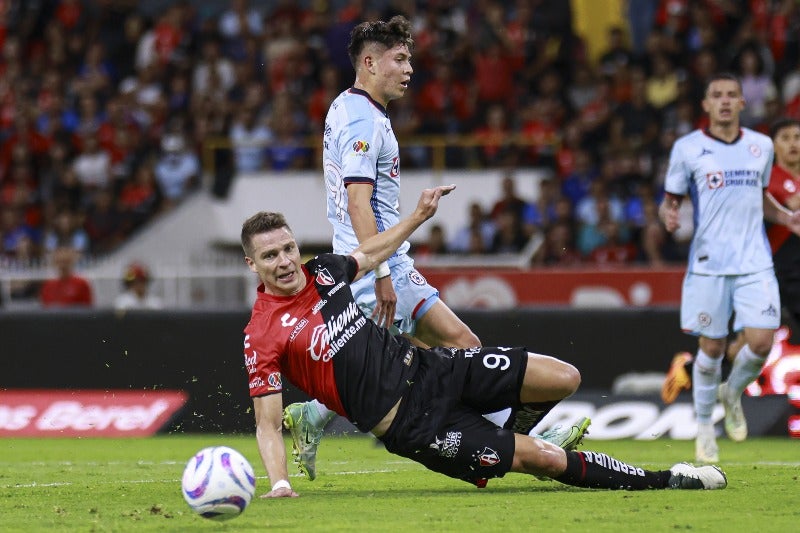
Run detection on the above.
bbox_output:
[308,399,336,427]
[725,344,766,398]
[692,348,722,424]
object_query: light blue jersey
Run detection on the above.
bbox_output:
[323,88,409,258]
[664,128,774,275]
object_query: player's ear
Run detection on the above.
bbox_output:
[244,256,257,273]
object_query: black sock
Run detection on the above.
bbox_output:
[554,451,671,490]
[506,401,559,434]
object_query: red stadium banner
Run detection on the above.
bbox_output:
[417,267,686,308]
[0,390,188,437]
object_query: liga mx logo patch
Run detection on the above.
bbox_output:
[352,140,370,154]
[706,171,724,189]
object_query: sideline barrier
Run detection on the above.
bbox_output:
[0,309,795,435]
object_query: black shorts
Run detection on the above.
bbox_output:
[378,346,528,485]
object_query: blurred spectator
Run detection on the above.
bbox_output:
[450,202,496,254]
[646,53,680,111]
[534,220,582,266]
[599,26,634,78]
[72,133,112,192]
[83,187,125,253]
[587,220,638,265]
[490,208,528,253]
[43,209,89,254]
[416,63,476,135]
[612,66,661,151]
[1,205,39,257]
[415,224,449,258]
[490,174,529,221]
[560,149,598,208]
[119,161,161,231]
[474,104,516,167]
[153,132,200,208]
[192,37,236,102]
[576,194,631,257]
[521,177,560,236]
[114,262,163,311]
[229,107,272,173]
[736,44,778,128]
[218,0,264,57]
[39,244,93,307]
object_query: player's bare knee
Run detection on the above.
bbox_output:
[748,340,773,358]
[557,362,581,397]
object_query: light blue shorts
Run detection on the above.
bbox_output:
[680,269,780,338]
[350,254,439,336]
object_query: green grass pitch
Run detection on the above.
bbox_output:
[1,434,798,532]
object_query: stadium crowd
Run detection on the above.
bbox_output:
[2,0,800,271]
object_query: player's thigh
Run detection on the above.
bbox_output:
[414,299,479,348]
[732,270,781,331]
[680,273,731,339]
[410,406,515,485]
[519,353,581,403]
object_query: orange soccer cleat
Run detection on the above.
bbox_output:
[661,352,693,404]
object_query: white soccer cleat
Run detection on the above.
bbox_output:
[695,422,719,464]
[718,381,747,442]
[668,462,727,490]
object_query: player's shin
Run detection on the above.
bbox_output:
[554,451,671,490]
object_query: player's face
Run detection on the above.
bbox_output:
[373,43,412,105]
[702,79,745,127]
[773,125,800,168]
[245,228,305,296]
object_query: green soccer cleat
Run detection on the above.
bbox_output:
[282,402,325,481]
[539,417,592,451]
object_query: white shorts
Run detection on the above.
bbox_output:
[680,269,781,338]
[350,254,439,336]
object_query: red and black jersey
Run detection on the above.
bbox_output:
[244,253,418,432]
[767,165,800,274]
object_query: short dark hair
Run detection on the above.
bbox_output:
[241,212,291,255]
[769,117,800,139]
[347,15,414,68]
[703,73,742,97]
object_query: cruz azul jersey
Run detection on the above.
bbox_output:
[664,128,774,275]
[323,88,409,257]
[243,253,417,432]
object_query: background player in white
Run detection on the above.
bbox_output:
[283,16,588,480]
[658,73,800,463]
[662,119,800,405]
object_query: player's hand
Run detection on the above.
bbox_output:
[373,275,397,329]
[261,487,299,498]
[658,198,681,233]
[415,184,456,221]
[788,210,800,237]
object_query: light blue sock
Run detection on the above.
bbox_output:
[726,344,766,398]
[692,348,722,424]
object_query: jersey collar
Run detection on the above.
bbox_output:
[348,87,388,117]
[702,127,743,145]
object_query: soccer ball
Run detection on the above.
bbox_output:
[181,445,256,520]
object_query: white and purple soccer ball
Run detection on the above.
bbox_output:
[181,446,256,520]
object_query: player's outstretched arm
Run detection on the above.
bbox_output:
[253,394,299,498]
[351,185,455,279]
[764,190,800,236]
